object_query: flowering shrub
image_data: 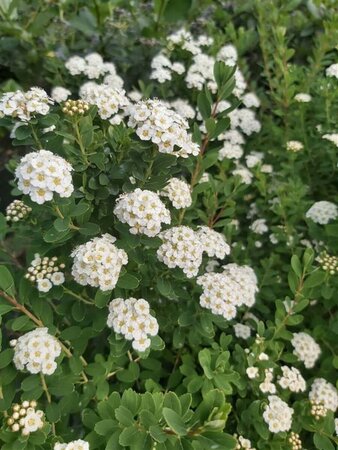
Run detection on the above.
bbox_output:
[0,1,337,450]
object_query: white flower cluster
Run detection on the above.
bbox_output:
[263,395,293,433]
[326,63,338,78]
[11,328,61,375]
[161,178,192,209]
[309,378,338,412]
[259,369,276,394]
[150,52,185,83]
[196,263,258,320]
[306,201,338,224]
[7,400,44,435]
[286,140,303,152]
[6,199,31,222]
[317,251,338,275]
[0,88,53,121]
[65,53,123,86]
[291,332,321,369]
[196,226,231,259]
[71,234,128,291]
[107,298,159,352]
[170,99,196,120]
[54,440,89,450]
[51,86,71,103]
[15,150,74,204]
[217,44,238,67]
[289,432,302,450]
[242,92,261,108]
[233,166,253,185]
[114,188,171,236]
[167,28,213,55]
[323,133,338,147]
[229,109,261,136]
[310,401,327,420]
[157,226,230,278]
[250,219,268,235]
[186,53,217,92]
[234,323,251,339]
[157,226,203,278]
[218,130,245,160]
[278,366,306,393]
[245,151,264,168]
[294,93,312,103]
[127,99,199,158]
[80,82,129,122]
[25,253,65,293]
[246,366,259,379]
[235,435,256,450]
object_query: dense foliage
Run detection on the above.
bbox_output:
[0,1,337,449]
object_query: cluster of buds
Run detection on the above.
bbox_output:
[310,400,327,420]
[7,400,44,435]
[317,251,338,275]
[6,200,32,222]
[288,432,302,450]
[25,253,65,293]
[62,99,89,116]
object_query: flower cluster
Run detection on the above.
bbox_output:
[294,93,312,102]
[197,263,258,320]
[286,140,303,152]
[51,86,71,103]
[317,251,338,274]
[217,44,238,66]
[107,298,159,352]
[71,234,128,291]
[25,253,65,292]
[229,109,261,135]
[11,328,61,375]
[167,28,213,55]
[65,53,123,86]
[234,323,251,339]
[6,400,44,435]
[250,219,268,235]
[15,150,74,204]
[54,440,89,450]
[80,82,129,122]
[262,395,293,433]
[291,332,321,368]
[288,432,302,450]
[161,178,192,209]
[62,99,89,116]
[306,201,338,224]
[235,435,256,450]
[323,133,338,147]
[0,88,53,121]
[5,199,31,222]
[114,189,171,236]
[310,401,328,420]
[309,378,338,412]
[186,53,217,92]
[169,99,195,120]
[127,99,199,158]
[278,366,306,393]
[196,226,231,259]
[259,369,276,394]
[150,52,185,83]
[157,226,203,277]
[326,63,338,78]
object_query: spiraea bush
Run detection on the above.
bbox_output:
[0,1,337,449]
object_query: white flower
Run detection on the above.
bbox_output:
[242,92,260,108]
[291,332,321,369]
[278,366,306,393]
[294,93,312,103]
[161,178,192,209]
[246,366,259,379]
[250,219,268,235]
[197,263,258,320]
[71,234,128,291]
[259,369,276,394]
[258,352,269,361]
[6,199,31,222]
[217,44,238,66]
[309,378,338,412]
[286,140,303,152]
[107,298,158,352]
[218,142,243,160]
[65,56,86,75]
[306,201,338,225]
[127,99,199,158]
[22,410,44,434]
[51,87,71,103]
[54,440,89,450]
[263,396,293,433]
[51,272,65,285]
[15,150,74,204]
[114,189,171,237]
[186,53,217,92]
[229,108,261,135]
[196,226,231,259]
[322,133,338,147]
[326,63,338,78]
[170,99,195,119]
[0,88,53,121]
[13,328,61,375]
[234,323,251,339]
[233,166,253,184]
[36,278,52,293]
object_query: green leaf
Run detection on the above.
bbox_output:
[291,254,302,277]
[163,0,192,22]
[197,90,212,120]
[94,419,115,436]
[117,273,140,289]
[162,408,187,436]
[11,315,30,330]
[79,222,100,236]
[115,405,134,426]
[0,266,15,296]
[95,290,111,308]
[78,116,94,147]
[304,270,326,288]
[313,433,334,450]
